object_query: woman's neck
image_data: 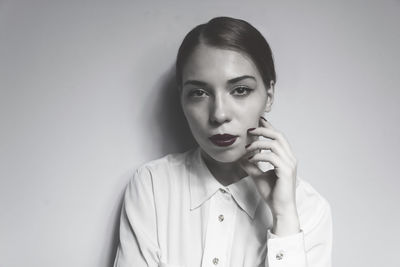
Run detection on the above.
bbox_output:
[200,150,248,186]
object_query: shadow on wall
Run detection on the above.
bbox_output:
[107,65,196,266]
[153,65,197,155]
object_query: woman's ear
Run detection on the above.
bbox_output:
[264,80,275,112]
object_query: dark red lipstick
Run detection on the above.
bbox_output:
[209,134,238,147]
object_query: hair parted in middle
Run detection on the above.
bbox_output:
[176,16,276,91]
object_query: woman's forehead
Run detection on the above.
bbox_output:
[182,44,261,83]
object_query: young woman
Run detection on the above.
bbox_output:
[114,17,332,267]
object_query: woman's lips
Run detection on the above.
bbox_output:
[209,134,238,147]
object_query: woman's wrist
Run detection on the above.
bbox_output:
[271,207,300,237]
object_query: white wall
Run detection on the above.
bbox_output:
[1,1,399,266]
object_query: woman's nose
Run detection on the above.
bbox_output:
[209,95,231,125]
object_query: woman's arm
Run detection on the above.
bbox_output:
[240,117,332,266]
[265,193,332,267]
[114,167,161,267]
[240,117,300,235]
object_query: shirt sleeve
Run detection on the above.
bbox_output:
[113,166,161,267]
[266,230,307,267]
[265,198,332,267]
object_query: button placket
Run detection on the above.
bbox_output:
[201,190,237,267]
[217,188,228,224]
[219,187,231,201]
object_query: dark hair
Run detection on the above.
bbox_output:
[176,16,276,90]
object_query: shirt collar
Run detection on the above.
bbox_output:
[188,147,262,220]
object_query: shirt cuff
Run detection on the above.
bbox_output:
[266,229,307,267]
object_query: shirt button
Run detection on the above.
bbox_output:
[218,214,224,222]
[276,250,284,260]
[219,188,227,194]
[212,257,219,265]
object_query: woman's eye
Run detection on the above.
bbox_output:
[232,86,252,96]
[189,89,208,98]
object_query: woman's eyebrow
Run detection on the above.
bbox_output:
[227,75,256,84]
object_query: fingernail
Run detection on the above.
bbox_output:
[245,143,250,148]
[247,128,256,132]
[261,117,267,122]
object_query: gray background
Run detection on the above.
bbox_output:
[1,1,399,266]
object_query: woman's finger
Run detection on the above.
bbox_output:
[259,118,294,152]
[249,121,296,162]
[246,139,293,164]
[248,151,295,179]
[248,127,295,161]
[248,151,280,168]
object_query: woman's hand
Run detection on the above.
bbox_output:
[239,116,300,236]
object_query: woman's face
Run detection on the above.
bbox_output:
[180,44,272,163]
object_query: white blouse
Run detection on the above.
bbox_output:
[113,147,332,267]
